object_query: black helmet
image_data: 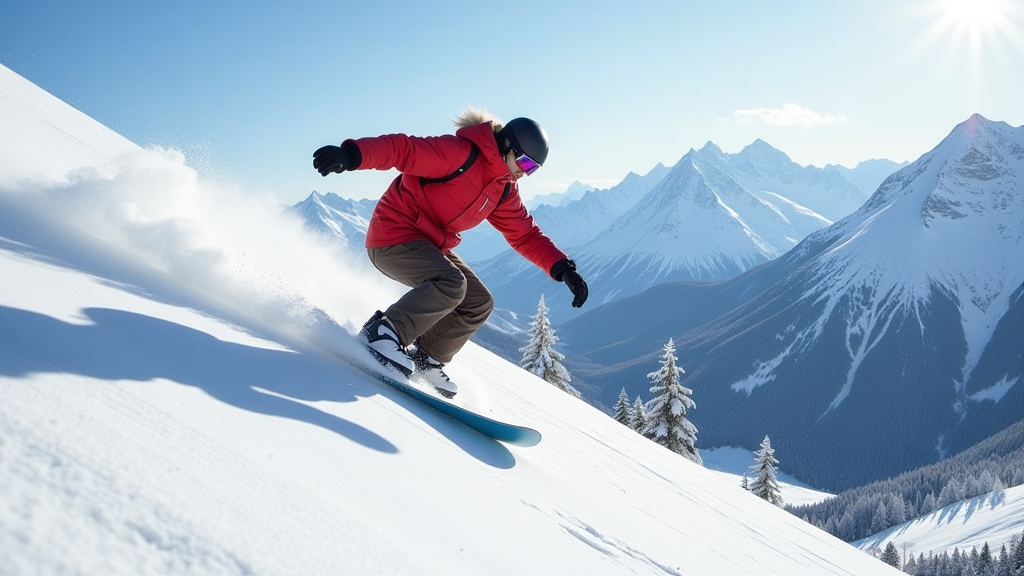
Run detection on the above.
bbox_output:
[498,118,549,165]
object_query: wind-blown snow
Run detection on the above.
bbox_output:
[0,62,899,575]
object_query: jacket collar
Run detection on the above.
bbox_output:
[455,122,515,182]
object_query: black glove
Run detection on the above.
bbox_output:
[313,145,352,176]
[563,269,588,308]
[551,258,589,308]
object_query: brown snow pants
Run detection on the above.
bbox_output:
[367,240,494,364]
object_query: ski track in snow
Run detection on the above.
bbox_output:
[538,506,683,576]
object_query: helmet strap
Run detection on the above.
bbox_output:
[496,128,516,157]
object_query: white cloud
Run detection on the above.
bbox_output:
[733,103,849,127]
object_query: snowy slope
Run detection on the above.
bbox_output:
[0,63,138,185]
[854,485,1024,558]
[0,63,899,575]
[701,447,834,507]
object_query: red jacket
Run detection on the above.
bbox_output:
[350,122,567,278]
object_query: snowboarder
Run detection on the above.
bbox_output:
[313,108,588,398]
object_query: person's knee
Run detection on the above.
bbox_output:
[480,289,495,317]
[465,287,494,326]
[434,268,468,305]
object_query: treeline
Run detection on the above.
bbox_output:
[787,419,1024,543]
[875,530,1024,575]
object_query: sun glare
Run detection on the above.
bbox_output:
[911,0,1024,113]
[922,0,1024,57]
[943,0,1011,33]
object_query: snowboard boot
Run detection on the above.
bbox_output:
[410,346,458,399]
[360,311,414,377]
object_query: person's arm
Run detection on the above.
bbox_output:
[488,191,589,308]
[313,134,470,180]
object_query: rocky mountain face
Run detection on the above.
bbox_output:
[555,115,1024,490]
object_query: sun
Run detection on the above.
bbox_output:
[934,0,1018,40]
[912,0,1024,111]
[922,0,1024,58]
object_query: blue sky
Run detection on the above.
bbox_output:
[2,0,1022,203]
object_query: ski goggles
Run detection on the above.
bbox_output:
[514,152,542,176]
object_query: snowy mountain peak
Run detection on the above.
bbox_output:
[858,113,1023,229]
[738,138,795,166]
[781,115,1024,418]
[942,114,1024,162]
[697,141,725,157]
[523,180,591,209]
[287,190,375,245]
[670,156,737,209]
[572,143,833,298]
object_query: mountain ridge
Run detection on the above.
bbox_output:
[472,139,898,322]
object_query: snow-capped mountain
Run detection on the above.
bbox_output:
[523,179,592,210]
[457,163,671,262]
[286,190,376,249]
[0,62,901,575]
[558,114,1024,491]
[825,158,911,199]
[528,164,673,248]
[575,146,834,296]
[717,139,875,222]
[474,141,857,321]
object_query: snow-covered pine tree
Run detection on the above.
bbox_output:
[937,477,962,507]
[630,396,647,433]
[1012,532,1024,574]
[997,545,1011,576]
[641,338,701,465]
[613,388,633,426]
[880,542,900,569]
[519,295,580,397]
[870,502,888,533]
[748,435,784,507]
[1013,531,1024,573]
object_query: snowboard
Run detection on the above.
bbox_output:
[347,355,542,447]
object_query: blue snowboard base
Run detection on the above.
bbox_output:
[349,357,542,447]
